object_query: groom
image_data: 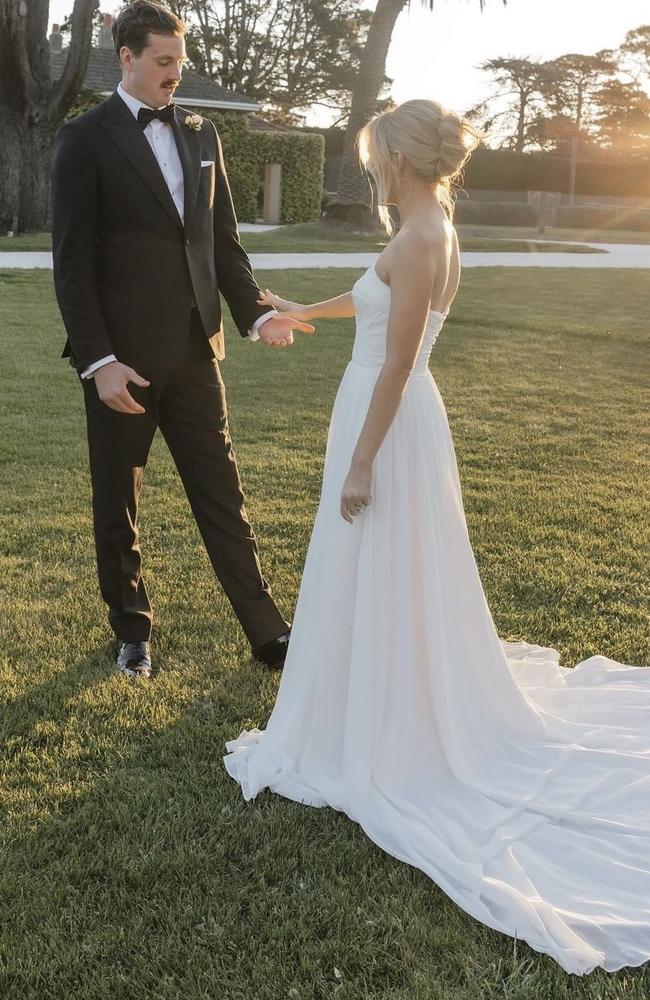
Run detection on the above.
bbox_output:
[51,0,313,679]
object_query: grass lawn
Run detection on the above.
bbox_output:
[238,224,607,254]
[457,223,650,246]
[2,220,645,254]
[1,265,649,999]
[240,224,612,254]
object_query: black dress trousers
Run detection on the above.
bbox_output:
[81,307,289,648]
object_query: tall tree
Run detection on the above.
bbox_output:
[328,0,506,224]
[168,0,371,124]
[541,52,618,136]
[467,57,549,153]
[618,23,650,85]
[592,79,650,152]
[459,29,650,156]
[0,0,98,232]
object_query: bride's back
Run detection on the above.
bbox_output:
[374,216,461,318]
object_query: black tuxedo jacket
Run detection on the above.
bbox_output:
[51,91,269,373]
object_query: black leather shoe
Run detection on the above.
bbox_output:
[252,629,291,668]
[117,640,152,679]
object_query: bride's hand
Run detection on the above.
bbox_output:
[258,289,307,314]
[259,297,314,324]
[340,462,372,524]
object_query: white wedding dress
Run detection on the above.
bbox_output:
[224,263,650,976]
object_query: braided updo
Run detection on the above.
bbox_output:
[357,98,482,234]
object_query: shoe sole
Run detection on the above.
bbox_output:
[118,662,152,679]
[253,639,290,669]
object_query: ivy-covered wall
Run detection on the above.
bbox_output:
[202,110,324,224]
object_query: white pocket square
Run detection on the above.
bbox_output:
[200,159,214,167]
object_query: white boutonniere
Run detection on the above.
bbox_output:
[184,113,203,132]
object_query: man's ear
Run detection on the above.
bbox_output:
[119,46,130,69]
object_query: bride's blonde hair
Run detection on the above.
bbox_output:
[357,99,482,235]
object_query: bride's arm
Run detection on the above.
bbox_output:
[340,234,436,523]
[258,289,355,321]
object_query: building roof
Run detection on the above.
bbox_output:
[247,115,292,132]
[51,46,260,112]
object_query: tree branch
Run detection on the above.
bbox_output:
[50,0,99,124]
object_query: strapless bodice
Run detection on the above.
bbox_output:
[349,265,449,374]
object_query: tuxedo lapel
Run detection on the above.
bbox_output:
[99,92,183,231]
[170,108,200,236]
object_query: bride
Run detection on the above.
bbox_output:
[223,99,650,976]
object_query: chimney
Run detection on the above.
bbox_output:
[98,13,113,50]
[49,24,63,53]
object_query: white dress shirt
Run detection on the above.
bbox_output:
[81,81,275,378]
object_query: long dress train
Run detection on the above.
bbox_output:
[224,264,650,975]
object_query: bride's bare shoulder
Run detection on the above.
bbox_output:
[390,226,440,262]
[386,222,451,279]
[381,230,439,300]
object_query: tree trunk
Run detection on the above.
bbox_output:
[0,105,21,231]
[20,122,56,231]
[514,88,528,153]
[0,0,97,233]
[326,0,404,226]
[0,104,56,231]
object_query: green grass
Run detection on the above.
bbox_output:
[474,240,604,253]
[240,225,605,253]
[238,223,603,254]
[1,266,649,999]
[0,233,52,251]
[457,223,650,245]
[0,220,639,254]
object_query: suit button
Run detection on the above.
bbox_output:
[185,237,190,247]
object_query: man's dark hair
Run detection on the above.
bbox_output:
[112,1,186,57]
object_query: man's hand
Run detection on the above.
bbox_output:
[258,314,315,349]
[94,361,150,414]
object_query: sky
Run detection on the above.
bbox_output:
[48,0,649,122]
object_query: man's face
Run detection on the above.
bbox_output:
[120,32,187,108]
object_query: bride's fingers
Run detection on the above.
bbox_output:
[290,320,315,334]
[341,496,370,522]
[341,495,370,521]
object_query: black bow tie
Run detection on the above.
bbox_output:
[137,104,176,128]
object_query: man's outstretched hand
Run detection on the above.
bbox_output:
[258,314,315,348]
[94,361,150,414]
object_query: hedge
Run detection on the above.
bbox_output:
[555,205,650,231]
[464,147,650,197]
[202,110,324,224]
[453,200,538,226]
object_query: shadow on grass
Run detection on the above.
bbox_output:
[0,642,117,755]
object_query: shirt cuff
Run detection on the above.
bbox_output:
[81,355,117,378]
[248,309,278,342]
